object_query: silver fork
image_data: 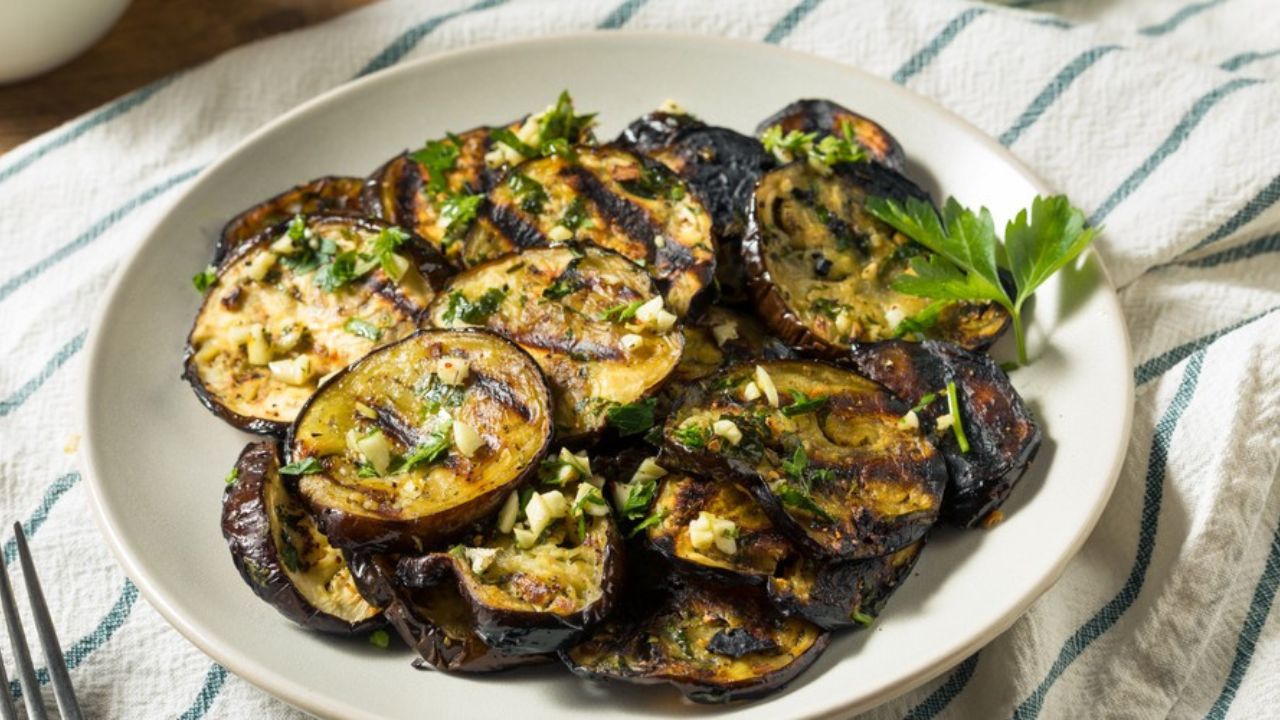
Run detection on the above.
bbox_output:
[0,523,81,720]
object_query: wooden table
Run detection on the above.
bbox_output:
[0,0,377,154]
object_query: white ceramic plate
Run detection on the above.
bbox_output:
[80,33,1133,720]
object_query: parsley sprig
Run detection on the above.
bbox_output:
[866,195,1097,365]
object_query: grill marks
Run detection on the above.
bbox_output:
[460,147,714,316]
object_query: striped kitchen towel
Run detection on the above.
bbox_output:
[0,0,1276,717]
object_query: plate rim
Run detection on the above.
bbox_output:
[78,30,1135,719]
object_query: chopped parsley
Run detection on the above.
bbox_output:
[893,300,949,339]
[439,193,482,242]
[561,197,592,232]
[780,389,828,417]
[442,287,507,324]
[393,421,452,474]
[775,484,834,522]
[314,251,359,291]
[192,265,218,293]
[542,274,581,300]
[600,300,644,322]
[761,119,867,167]
[415,373,466,414]
[909,391,940,414]
[506,172,549,215]
[618,163,686,202]
[618,480,657,521]
[852,610,875,626]
[673,422,711,449]
[343,317,382,341]
[627,509,666,538]
[368,629,392,649]
[279,457,322,476]
[810,297,845,319]
[223,467,238,486]
[409,136,461,195]
[605,398,657,437]
[945,380,971,453]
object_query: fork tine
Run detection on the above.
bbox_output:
[14,524,81,720]
[0,640,18,720]
[0,531,46,720]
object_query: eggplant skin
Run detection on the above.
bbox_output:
[755,98,906,172]
[384,579,552,673]
[395,513,625,655]
[221,441,384,635]
[184,214,447,436]
[662,360,946,560]
[849,340,1042,527]
[216,176,365,264]
[614,110,707,154]
[561,580,828,704]
[742,161,1009,357]
[767,542,923,630]
[288,329,554,552]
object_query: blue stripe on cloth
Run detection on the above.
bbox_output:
[1012,350,1207,719]
[1221,48,1280,72]
[1031,17,1074,29]
[1186,173,1280,253]
[764,0,826,44]
[1203,519,1280,720]
[598,0,650,29]
[999,45,1122,147]
[0,74,180,189]
[1,472,81,567]
[1134,305,1278,386]
[356,0,510,77]
[1138,0,1230,37]
[902,653,981,720]
[9,580,139,700]
[0,332,86,418]
[0,167,202,306]
[1175,232,1280,270]
[177,664,229,720]
[892,8,988,85]
[1088,78,1260,226]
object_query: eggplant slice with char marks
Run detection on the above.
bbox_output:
[288,329,554,552]
[222,441,384,634]
[217,176,365,264]
[756,98,906,171]
[743,161,1009,356]
[767,541,923,631]
[645,474,922,629]
[645,474,791,584]
[644,127,776,305]
[395,473,624,655]
[850,339,1041,527]
[662,360,946,559]
[426,245,684,439]
[562,578,828,704]
[185,215,445,435]
[362,123,515,267]
[459,146,716,317]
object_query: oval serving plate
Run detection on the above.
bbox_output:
[80,33,1133,720]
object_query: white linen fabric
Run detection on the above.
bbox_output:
[0,0,1276,717]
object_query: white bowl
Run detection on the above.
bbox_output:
[0,0,131,84]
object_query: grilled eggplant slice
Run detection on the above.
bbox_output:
[743,161,1009,355]
[426,245,684,438]
[615,109,706,154]
[645,127,775,305]
[459,146,716,316]
[645,474,790,583]
[288,329,553,551]
[673,305,794,384]
[396,479,623,654]
[767,542,922,630]
[662,360,946,559]
[216,176,365,264]
[562,579,828,703]
[756,99,906,171]
[222,441,383,634]
[185,215,444,434]
[362,124,513,267]
[850,339,1041,527]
